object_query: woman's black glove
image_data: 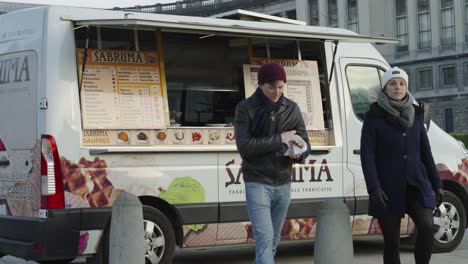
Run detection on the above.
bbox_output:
[435,188,444,207]
[370,187,389,208]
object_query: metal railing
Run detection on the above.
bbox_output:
[114,0,282,17]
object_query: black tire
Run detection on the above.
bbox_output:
[143,205,176,264]
[40,259,74,264]
[432,190,466,253]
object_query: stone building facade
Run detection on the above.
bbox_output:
[112,0,468,133]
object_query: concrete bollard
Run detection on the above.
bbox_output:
[109,192,145,264]
[314,198,353,264]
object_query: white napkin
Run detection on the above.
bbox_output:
[283,135,307,156]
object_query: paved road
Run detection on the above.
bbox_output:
[172,233,468,264]
[1,232,467,263]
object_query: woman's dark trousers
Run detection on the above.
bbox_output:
[377,187,434,264]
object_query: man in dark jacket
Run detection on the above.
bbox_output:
[235,62,309,264]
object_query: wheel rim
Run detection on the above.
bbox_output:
[144,219,166,264]
[433,201,461,244]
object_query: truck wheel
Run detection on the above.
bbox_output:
[432,190,466,253]
[143,205,176,264]
[40,259,74,264]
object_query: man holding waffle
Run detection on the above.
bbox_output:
[235,62,310,264]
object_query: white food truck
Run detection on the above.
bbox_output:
[0,6,467,264]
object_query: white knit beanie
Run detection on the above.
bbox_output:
[381,66,408,89]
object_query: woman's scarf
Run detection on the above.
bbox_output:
[377,89,415,129]
[251,88,281,137]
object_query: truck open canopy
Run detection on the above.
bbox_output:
[57,6,398,44]
[210,9,307,26]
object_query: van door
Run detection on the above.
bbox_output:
[0,51,38,215]
[338,57,386,220]
[0,51,37,150]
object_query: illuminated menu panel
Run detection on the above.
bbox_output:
[77,49,166,129]
[80,66,121,128]
[243,59,324,130]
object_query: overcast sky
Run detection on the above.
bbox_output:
[2,0,174,8]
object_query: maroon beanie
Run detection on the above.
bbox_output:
[257,62,287,85]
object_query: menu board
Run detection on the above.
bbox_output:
[77,49,166,129]
[243,59,325,130]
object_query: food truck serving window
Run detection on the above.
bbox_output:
[75,26,334,147]
[163,32,247,126]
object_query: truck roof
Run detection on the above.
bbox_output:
[26,6,397,44]
[210,9,307,26]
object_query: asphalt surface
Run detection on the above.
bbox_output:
[1,232,467,263]
[172,233,468,263]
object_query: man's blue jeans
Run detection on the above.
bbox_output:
[245,181,291,264]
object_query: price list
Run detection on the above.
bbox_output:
[150,85,165,128]
[79,51,166,129]
[80,66,121,128]
[243,59,324,130]
[118,84,153,128]
[285,80,313,114]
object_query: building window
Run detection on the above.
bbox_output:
[401,67,410,88]
[396,0,408,52]
[417,68,433,90]
[418,0,431,49]
[290,10,297,20]
[464,63,468,85]
[440,65,457,87]
[328,0,338,27]
[347,0,359,33]
[445,108,454,133]
[465,0,468,42]
[441,0,455,46]
[310,0,319,26]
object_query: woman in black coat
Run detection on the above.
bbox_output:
[360,67,444,264]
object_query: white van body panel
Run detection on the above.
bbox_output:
[0,51,37,150]
[428,122,467,170]
[0,8,44,150]
[42,7,82,154]
[0,8,44,217]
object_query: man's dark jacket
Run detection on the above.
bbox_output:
[360,102,442,217]
[235,90,310,186]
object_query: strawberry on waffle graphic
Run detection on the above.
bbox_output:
[437,158,468,186]
[244,217,317,242]
[61,157,114,208]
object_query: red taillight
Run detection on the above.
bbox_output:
[40,135,65,209]
[0,138,6,151]
[34,243,42,252]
